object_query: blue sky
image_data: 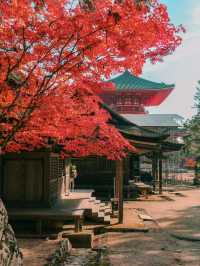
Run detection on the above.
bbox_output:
[143,0,200,119]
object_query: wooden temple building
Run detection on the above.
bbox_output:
[0,70,183,231]
[101,70,185,180]
[102,70,185,184]
[122,113,185,179]
[74,71,183,198]
[74,104,182,199]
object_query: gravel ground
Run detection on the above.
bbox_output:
[19,239,100,266]
[105,189,200,266]
[18,188,200,266]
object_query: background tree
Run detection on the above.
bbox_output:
[184,81,200,159]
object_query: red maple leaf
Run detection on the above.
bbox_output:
[0,0,184,159]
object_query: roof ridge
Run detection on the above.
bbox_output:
[108,70,175,89]
[124,70,174,87]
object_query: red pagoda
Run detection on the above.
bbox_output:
[99,70,174,114]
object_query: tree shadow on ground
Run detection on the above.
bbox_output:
[158,205,200,237]
[105,204,200,266]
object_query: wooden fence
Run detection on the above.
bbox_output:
[163,172,194,186]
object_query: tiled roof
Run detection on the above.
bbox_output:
[122,114,184,127]
[102,104,168,139]
[102,104,182,152]
[108,70,174,91]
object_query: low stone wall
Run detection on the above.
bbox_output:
[0,199,23,265]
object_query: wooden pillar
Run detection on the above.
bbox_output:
[64,158,70,195]
[155,154,158,191]
[36,220,42,236]
[116,160,124,224]
[152,152,156,191]
[114,176,119,199]
[159,154,163,194]
[130,155,134,179]
[152,152,159,192]
[74,216,82,233]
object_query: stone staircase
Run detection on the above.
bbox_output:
[80,197,111,224]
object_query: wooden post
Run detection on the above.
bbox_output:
[74,216,82,233]
[155,154,158,191]
[114,176,119,199]
[116,160,124,224]
[159,154,163,194]
[130,155,134,179]
[152,152,156,191]
[36,220,42,236]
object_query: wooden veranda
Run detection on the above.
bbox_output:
[0,151,111,235]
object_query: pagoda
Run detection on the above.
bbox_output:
[99,70,174,114]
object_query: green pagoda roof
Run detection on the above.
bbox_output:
[108,70,175,91]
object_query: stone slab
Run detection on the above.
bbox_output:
[138,214,154,221]
[62,231,93,248]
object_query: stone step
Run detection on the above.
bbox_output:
[99,207,111,215]
[80,199,99,210]
[80,198,111,225]
[88,197,96,203]
[94,200,101,205]
[99,203,106,208]
[92,205,101,212]
[95,216,105,223]
[91,210,101,218]
[97,212,105,218]
[99,204,111,210]
[84,205,102,217]
[103,215,111,224]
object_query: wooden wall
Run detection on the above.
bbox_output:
[48,153,65,205]
[0,152,67,208]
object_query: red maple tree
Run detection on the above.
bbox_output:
[184,158,196,169]
[0,0,184,159]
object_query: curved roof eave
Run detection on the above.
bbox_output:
[108,70,175,91]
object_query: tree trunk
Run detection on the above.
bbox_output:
[0,199,23,265]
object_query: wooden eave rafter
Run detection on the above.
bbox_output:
[161,142,184,153]
[120,129,168,142]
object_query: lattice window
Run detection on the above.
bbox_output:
[49,155,64,180]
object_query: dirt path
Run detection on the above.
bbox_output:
[105,189,200,266]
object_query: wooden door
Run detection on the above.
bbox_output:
[2,158,44,207]
[25,159,43,202]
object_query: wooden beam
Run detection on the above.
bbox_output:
[36,220,42,236]
[155,154,158,192]
[116,160,124,224]
[74,216,82,233]
[159,155,163,194]
[152,152,156,192]
[114,176,119,199]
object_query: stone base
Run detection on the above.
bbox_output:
[62,231,93,248]
[46,239,72,265]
